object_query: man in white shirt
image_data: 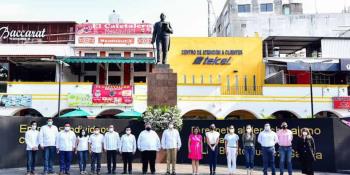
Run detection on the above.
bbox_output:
[137,123,160,174]
[120,127,137,174]
[89,127,104,175]
[56,123,76,175]
[104,125,120,174]
[161,122,181,175]
[25,121,39,175]
[205,124,220,175]
[258,123,279,175]
[39,118,58,175]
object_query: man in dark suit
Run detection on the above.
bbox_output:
[151,13,173,64]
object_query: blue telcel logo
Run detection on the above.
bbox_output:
[192,56,231,65]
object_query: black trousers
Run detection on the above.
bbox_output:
[122,152,133,173]
[141,150,157,173]
[107,150,117,172]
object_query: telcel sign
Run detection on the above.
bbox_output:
[181,49,242,65]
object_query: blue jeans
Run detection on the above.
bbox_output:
[208,146,218,173]
[59,151,73,173]
[26,150,37,172]
[43,146,56,173]
[91,152,102,172]
[78,151,88,172]
[244,146,255,169]
[262,146,276,175]
[279,146,293,175]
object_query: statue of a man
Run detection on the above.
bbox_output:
[151,13,173,64]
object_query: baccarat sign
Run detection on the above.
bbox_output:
[333,97,350,109]
[0,26,46,40]
[76,23,152,35]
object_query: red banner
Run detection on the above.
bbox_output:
[92,85,133,105]
[76,23,152,35]
[333,97,350,109]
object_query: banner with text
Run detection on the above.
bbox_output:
[92,85,133,105]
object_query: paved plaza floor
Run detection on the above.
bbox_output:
[0,163,347,175]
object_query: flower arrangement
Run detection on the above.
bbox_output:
[142,106,183,132]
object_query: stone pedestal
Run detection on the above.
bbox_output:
[147,64,177,106]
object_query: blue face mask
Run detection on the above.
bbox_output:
[48,121,53,126]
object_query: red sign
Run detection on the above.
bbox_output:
[78,37,95,44]
[76,23,152,35]
[92,85,133,105]
[333,97,350,109]
[98,37,134,44]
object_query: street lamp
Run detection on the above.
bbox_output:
[295,59,333,118]
[41,58,69,118]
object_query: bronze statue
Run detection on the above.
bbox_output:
[151,13,173,64]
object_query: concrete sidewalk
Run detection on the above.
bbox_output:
[0,163,346,175]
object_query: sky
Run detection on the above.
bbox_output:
[0,0,349,36]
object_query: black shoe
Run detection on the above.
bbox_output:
[171,172,176,175]
[165,172,171,175]
[121,172,127,174]
[128,172,132,174]
[112,171,116,174]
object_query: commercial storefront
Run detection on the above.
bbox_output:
[168,37,264,95]
[70,22,155,85]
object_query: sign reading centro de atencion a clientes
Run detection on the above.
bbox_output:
[181,49,243,65]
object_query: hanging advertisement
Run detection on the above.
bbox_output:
[92,85,133,105]
[333,97,350,109]
[0,95,31,107]
[0,63,9,81]
[75,23,152,35]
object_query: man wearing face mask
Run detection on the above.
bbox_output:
[103,125,121,174]
[25,121,39,175]
[258,123,279,175]
[56,123,76,175]
[137,123,160,174]
[39,118,58,175]
[120,128,137,174]
[161,122,182,175]
[277,122,293,175]
[205,124,220,175]
[89,127,104,175]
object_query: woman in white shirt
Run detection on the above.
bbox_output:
[224,125,239,175]
[76,129,89,175]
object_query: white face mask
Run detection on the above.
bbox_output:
[229,129,234,133]
[264,126,270,131]
[64,127,70,131]
[47,121,53,126]
[95,130,100,134]
[126,130,131,134]
[169,124,174,129]
[109,128,114,132]
[246,128,252,133]
[302,132,308,136]
[32,125,37,130]
[81,131,86,136]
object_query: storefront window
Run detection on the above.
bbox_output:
[134,63,147,72]
[84,63,97,71]
[134,53,147,57]
[85,53,97,57]
[108,76,121,85]
[109,53,122,57]
[84,76,96,84]
[134,76,146,83]
[108,64,121,71]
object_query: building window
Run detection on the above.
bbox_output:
[134,53,147,57]
[260,3,273,12]
[134,63,147,72]
[84,76,96,84]
[108,76,121,85]
[84,53,97,57]
[134,76,146,83]
[238,4,251,13]
[84,63,97,71]
[108,64,121,71]
[109,53,122,57]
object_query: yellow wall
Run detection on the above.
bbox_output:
[168,37,264,89]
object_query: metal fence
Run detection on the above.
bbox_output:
[221,86,262,95]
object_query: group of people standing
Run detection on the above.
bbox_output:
[25,118,317,175]
[24,119,181,175]
[187,123,316,175]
